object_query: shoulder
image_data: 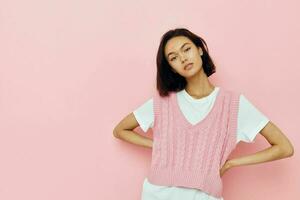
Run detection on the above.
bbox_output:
[220,87,242,99]
[153,90,175,102]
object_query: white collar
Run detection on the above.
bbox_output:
[180,86,220,103]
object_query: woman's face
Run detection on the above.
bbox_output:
[164,36,203,78]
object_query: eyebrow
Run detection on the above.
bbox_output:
[167,42,191,58]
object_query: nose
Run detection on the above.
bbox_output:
[179,54,187,63]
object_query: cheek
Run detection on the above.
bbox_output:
[169,60,181,68]
[191,52,202,63]
[189,50,199,58]
[175,62,184,70]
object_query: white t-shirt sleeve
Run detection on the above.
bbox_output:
[132,97,154,133]
[237,94,270,143]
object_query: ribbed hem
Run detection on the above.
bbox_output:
[147,167,223,198]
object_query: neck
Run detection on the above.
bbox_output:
[184,68,215,99]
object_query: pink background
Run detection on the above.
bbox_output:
[0,0,299,199]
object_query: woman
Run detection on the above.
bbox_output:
[113,28,294,200]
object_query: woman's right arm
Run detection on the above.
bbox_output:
[113,112,153,149]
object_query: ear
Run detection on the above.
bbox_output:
[198,47,203,56]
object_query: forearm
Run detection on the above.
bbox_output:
[114,129,153,149]
[229,144,292,168]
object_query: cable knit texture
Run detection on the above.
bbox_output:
[147,87,240,198]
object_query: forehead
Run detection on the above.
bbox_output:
[164,36,193,53]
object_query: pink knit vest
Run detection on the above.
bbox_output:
[147,87,240,198]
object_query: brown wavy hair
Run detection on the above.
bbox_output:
[156,28,216,97]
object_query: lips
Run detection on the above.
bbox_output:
[184,63,193,70]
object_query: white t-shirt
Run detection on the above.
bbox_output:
[134,87,270,200]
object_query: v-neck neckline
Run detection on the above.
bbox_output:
[172,87,223,130]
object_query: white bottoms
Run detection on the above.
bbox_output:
[141,178,224,200]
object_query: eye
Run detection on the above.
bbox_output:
[184,47,191,52]
[170,56,177,61]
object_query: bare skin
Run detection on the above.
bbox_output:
[113,36,294,178]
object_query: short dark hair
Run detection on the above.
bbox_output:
[156,28,216,97]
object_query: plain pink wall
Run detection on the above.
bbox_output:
[0,0,299,199]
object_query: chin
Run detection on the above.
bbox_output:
[189,66,201,74]
[182,71,197,78]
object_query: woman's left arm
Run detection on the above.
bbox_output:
[220,121,294,176]
[231,121,294,165]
